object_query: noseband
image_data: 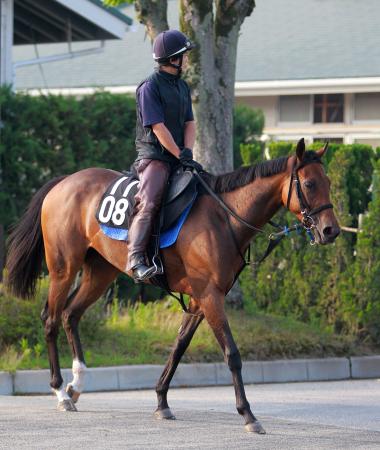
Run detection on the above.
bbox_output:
[286,159,333,231]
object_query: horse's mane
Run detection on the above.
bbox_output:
[203,151,321,194]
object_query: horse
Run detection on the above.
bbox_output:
[5,138,339,434]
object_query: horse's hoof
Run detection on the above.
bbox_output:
[245,421,266,434]
[154,408,176,420]
[57,399,78,412]
[66,384,81,404]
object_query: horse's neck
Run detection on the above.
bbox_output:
[222,172,286,244]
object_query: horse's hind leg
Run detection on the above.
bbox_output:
[201,288,266,434]
[155,298,204,420]
[62,250,119,405]
[42,267,79,412]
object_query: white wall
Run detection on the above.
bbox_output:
[235,95,277,127]
[236,92,380,147]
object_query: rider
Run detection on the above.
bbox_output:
[127,29,203,282]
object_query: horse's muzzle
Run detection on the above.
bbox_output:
[318,224,340,244]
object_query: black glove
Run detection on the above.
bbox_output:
[179,147,193,161]
[179,147,203,172]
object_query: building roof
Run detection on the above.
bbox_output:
[13,0,380,91]
[14,0,132,45]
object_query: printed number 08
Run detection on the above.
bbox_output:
[98,196,129,226]
[112,198,129,226]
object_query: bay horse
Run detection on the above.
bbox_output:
[5,138,339,434]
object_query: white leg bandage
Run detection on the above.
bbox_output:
[68,359,87,393]
[54,386,71,402]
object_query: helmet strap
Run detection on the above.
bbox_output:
[168,54,184,76]
[157,54,184,77]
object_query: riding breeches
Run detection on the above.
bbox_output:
[127,159,171,270]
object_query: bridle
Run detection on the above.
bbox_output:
[194,156,333,238]
[286,158,333,233]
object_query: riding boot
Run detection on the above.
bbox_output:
[127,159,171,280]
[128,212,157,282]
[128,213,158,281]
[130,254,156,282]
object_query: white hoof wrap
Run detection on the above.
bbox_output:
[53,386,71,402]
[68,359,87,393]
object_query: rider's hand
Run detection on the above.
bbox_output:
[179,147,203,172]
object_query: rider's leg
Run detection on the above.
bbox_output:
[127,159,170,280]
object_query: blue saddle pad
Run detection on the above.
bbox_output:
[100,193,196,249]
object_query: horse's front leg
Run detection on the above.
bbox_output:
[155,298,204,420]
[201,289,266,434]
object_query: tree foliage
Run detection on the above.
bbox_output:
[350,159,380,342]
[0,88,136,230]
[233,104,264,167]
[241,141,380,344]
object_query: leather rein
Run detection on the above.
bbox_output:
[193,157,334,265]
[195,158,333,240]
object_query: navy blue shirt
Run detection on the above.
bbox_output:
[137,72,194,127]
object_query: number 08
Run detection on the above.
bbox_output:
[98,196,129,226]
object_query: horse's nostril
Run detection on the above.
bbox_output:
[323,226,340,239]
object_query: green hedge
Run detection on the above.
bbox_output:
[0,88,137,230]
[241,141,380,344]
[1,88,380,346]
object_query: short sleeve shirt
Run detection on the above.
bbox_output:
[137,77,194,127]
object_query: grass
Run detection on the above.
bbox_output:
[0,299,376,372]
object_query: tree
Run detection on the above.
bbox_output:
[104,0,256,174]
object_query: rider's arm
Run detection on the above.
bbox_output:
[183,84,195,151]
[151,123,181,158]
[184,120,196,150]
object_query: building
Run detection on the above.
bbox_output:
[0,0,132,85]
[10,0,380,147]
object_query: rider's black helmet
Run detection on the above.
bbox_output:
[153,30,195,63]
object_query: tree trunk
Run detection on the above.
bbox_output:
[134,0,169,41]
[133,0,256,308]
[135,0,255,174]
[181,0,255,174]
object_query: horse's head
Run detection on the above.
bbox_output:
[282,138,340,245]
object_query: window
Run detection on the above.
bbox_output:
[279,95,310,122]
[354,93,380,121]
[313,137,343,144]
[314,94,344,123]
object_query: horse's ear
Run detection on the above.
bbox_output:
[316,141,329,159]
[296,138,305,162]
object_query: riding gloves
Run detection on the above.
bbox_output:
[179,147,203,172]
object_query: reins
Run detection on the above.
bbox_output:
[194,171,265,234]
[194,156,334,265]
[169,156,334,314]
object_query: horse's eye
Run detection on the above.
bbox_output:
[304,180,315,189]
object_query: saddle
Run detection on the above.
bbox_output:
[96,165,198,238]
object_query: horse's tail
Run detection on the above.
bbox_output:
[5,176,67,299]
